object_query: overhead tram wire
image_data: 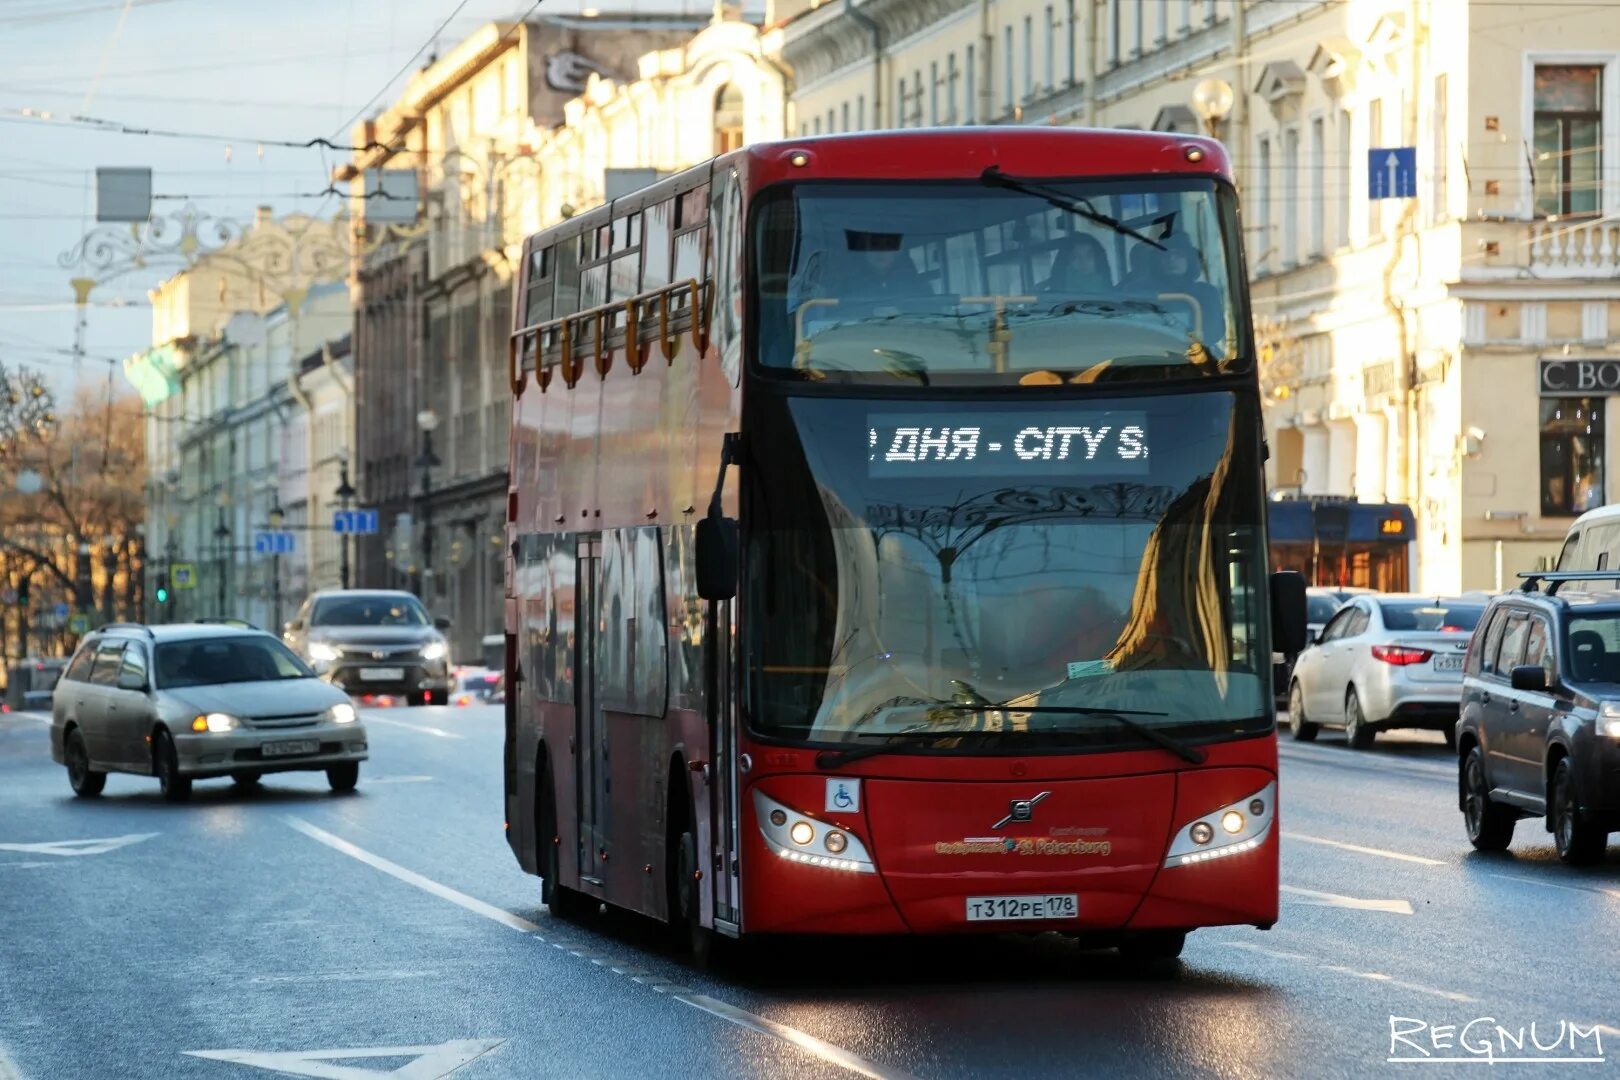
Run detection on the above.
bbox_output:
[0,108,394,153]
[328,0,477,142]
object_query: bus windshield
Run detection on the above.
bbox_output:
[743,389,1270,750]
[753,177,1244,385]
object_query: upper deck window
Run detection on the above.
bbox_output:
[753,176,1245,385]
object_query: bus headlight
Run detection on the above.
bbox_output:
[753,790,876,874]
[1164,781,1275,867]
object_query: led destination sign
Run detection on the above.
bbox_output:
[868,412,1150,478]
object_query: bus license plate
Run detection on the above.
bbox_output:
[262,740,318,758]
[1434,655,1464,672]
[965,894,1079,922]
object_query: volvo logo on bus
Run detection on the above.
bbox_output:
[993,791,1051,829]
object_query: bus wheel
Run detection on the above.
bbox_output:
[541,772,592,920]
[1117,930,1186,967]
[673,816,728,968]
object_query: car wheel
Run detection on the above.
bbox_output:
[230,772,262,790]
[1552,759,1607,866]
[1287,682,1319,742]
[1462,747,1514,851]
[1344,690,1375,750]
[407,693,428,708]
[154,730,191,803]
[1118,930,1186,961]
[540,772,592,920]
[326,762,360,793]
[65,728,106,798]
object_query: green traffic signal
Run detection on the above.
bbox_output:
[156,586,169,604]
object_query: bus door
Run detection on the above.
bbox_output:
[707,597,743,932]
[575,535,606,894]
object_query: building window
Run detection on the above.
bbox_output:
[1023,16,1033,100]
[898,77,909,127]
[1132,0,1143,56]
[1043,5,1054,92]
[947,53,960,123]
[1066,6,1076,84]
[1004,26,1015,110]
[841,102,850,132]
[828,108,836,133]
[813,116,822,135]
[1109,0,1120,65]
[1179,0,1191,34]
[1431,73,1448,222]
[966,45,977,123]
[857,94,866,130]
[1366,97,1383,239]
[1282,127,1299,267]
[1337,107,1352,247]
[714,84,744,154]
[1534,64,1602,217]
[1256,136,1272,270]
[1542,397,1605,516]
[1309,117,1326,256]
[913,71,923,125]
[930,61,939,125]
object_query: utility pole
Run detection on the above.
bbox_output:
[213,505,231,617]
[268,498,286,631]
[335,454,357,590]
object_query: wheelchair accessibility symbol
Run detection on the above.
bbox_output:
[825,778,860,813]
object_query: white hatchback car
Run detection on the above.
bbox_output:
[50,622,367,801]
[1286,595,1486,749]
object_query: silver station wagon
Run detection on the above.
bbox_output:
[49,622,368,802]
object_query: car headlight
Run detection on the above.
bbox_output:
[1600,701,1620,738]
[308,642,340,663]
[421,640,448,662]
[328,703,357,725]
[191,713,237,733]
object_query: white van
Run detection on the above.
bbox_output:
[1555,504,1620,572]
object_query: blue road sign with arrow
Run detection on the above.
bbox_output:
[53,602,69,619]
[253,531,296,556]
[1369,147,1416,200]
[332,509,380,535]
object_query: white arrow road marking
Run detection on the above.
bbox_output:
[287,817,915,1080]
[0,833,157,857]
[183,1039,506,1079]
[361,715,463,740]
[1285,832,1446,866]
[1280,884,1414,915]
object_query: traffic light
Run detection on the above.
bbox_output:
[15,578,27,607]
[156,572,169,606]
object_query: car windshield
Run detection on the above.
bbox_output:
[1379,601,1484,632]
[1306,595,1342,623]
[311,596,430,627]
[155,636,314,689]
[745,388,1270,750]
[752,177,1245,386]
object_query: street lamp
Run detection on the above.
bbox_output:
[334,450,357,590]
[415,409,442,601]
[268,497,286,632]
[213,499,231,618]
[1192,78,1235,140]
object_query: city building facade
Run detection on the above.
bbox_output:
[779,0,1620,592]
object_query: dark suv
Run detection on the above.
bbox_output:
[1458,572,1620,864]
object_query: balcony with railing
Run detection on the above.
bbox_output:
[1529,218,1620,278]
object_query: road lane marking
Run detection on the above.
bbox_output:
[1280,884,1415,914]
[1285,832,1446,866]
[361,715,464,740]
[0,833,157,857]
[364,776,436,785]
[286,818,913,1079]
[184,1039,507,1078]
[287,818,538,932]
[1278,746,1453,782]
[1220,942,1477,1002]
[1486,872,1620,900]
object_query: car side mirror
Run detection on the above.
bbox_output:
[1270,571,1308,656]
[116,671,147,693]
[285,619,303,634]
[696,514,739,601]
[1510,665,1547,692]
[434,616,452,631]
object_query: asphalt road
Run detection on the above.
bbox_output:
[3,705,1618,1080]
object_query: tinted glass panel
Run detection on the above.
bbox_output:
[1306,594,1341,623]
[64,647,96,683]
[154,637,313,689]
[1379,601,1484,631]
[1567,613,1620,682]
[1496,614,1530,673]
[1479,609,1508,675]
[754,177,1245,383]
[120,645,149,686]
[89,644,124,687]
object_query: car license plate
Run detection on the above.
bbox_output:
[1435,655,1464,672]
[965,894,1079,922]
[360,667,405,681]
[262,740,318,758]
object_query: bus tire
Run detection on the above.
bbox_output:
[541,770,592,920]
[671,807,728,968]
[1117,930,1186,970]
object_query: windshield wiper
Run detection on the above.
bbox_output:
[980,166,1167,251]
[933,704,1207,765]
[815,720,971,769]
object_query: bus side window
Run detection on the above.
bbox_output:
[525,245,555,328]
[553,237,580,319]
[643,200,673,291]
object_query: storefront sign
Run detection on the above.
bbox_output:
[1539,358,1620,395]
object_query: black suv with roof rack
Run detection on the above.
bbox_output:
[1458,571,1620,864]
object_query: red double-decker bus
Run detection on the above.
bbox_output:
[503,128,1307,962]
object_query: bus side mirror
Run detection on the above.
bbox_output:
[696,515,738,601]
[1271,570,1308,656]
